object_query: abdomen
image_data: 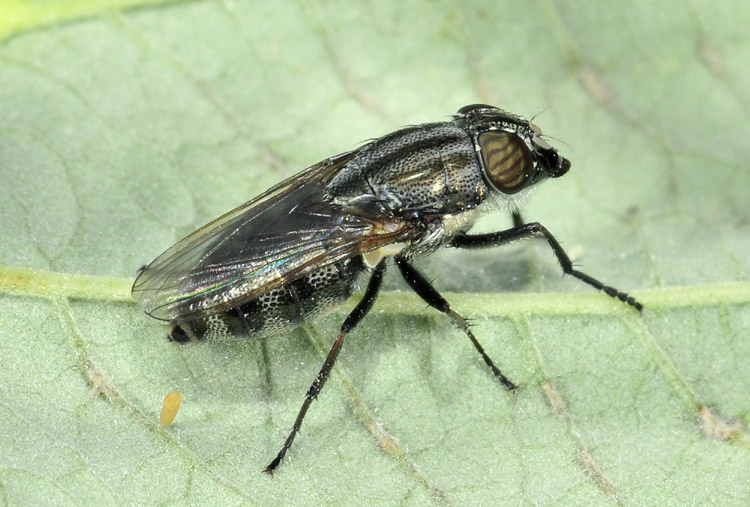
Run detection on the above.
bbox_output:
[169,257,364,342]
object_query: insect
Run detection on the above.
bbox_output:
[132,104,642,474]
[160,391,182,427]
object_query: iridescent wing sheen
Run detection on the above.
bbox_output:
[132,151,413,322]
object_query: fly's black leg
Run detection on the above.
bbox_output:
[263,259,387,475]
[511,210,524,228]
[451,223,643,311]
[395,256,516,391]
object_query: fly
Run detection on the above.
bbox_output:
[132,104,642,474]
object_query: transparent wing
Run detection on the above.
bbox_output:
[132,151,412,322]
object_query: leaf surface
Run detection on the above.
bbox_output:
[1,1,749,505]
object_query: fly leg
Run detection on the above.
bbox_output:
[450,223,643,311]
[511,210,524,228]
[264,259,387,475]
[395,256,516,391]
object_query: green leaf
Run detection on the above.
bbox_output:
[1,1,749,505]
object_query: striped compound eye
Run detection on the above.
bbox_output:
[477,130,533,194]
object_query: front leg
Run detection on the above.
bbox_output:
[511,210,524,228]
[451,222,643,311]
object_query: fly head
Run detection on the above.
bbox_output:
[456,104,570,195]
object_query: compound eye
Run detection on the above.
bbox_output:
[478,130,533,194]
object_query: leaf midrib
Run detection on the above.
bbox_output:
[1,265,747,314]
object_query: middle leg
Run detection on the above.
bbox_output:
[395,256,516,391]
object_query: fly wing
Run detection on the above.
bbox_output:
[132,151,412,322]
